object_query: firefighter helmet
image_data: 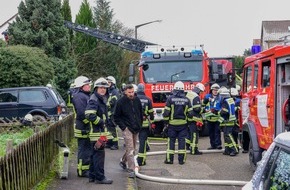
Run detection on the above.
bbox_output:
[195,83,205,92]
[230,88,239,96]
[106,76,116,84]
[94,77,109,88]
[174,81,184,90]
[219,87,230,97]
[211,83,220,90]
[74,76,91,88]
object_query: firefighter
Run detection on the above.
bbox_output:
[230,87,241,152]
[72,76,92,177]
[105,76,120,150]
[163,81,193,165]
[85,77,113,184]
[218,88,238,156]
[203,83,222,150]
[136,83,154,166]
[186,83,205,155]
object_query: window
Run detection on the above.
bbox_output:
[0,91,18,102]
[267,148,290,189]
[261,61,271,88]
[19,90,46,103]
[244,66,252,92]
[260,146,279,188]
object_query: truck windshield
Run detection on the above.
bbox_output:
[143,61,203,83]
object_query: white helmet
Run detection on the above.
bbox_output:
[106,76,116,84]
[132,84,138,92]
[74,76,91,88]
[195,83,205,92]
[211,83,220,90]
[230,88,239,96]
[219,87,230,97]
[94,77,109,88]
[24,114,33,122]
[174,81,184,90]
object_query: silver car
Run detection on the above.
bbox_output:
[242,132,290,190]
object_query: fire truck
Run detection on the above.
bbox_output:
[240,43,290,170]
[128,45,236,136]
[64,21,236,136]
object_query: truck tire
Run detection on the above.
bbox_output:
[248,138,263,172]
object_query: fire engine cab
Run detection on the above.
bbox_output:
[240,44,290,170]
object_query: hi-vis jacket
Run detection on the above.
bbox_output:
[106,86,120,118]
[72,89,91,138]
[186,91,203,123]
[137,91,154,127]
[219,97,236,126]
[203,93,221,122]
[163,90,194,126]
[85,92,108,142]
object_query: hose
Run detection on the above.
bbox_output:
[133,149,249,186]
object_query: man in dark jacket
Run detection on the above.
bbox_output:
[136,83,154,166]
[113,84,143,178]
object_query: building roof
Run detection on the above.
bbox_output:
[261,20,290,41]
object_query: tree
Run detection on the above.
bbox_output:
[91,0,123,83]
[74,0,97,56]
[0,45,54,88]
[8,0,69,59]
[61,0,73,44]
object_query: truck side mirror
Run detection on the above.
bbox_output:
[143,64,149,71]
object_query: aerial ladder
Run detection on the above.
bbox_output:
[64,21,157,53]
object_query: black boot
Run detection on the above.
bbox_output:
[193,148,203,155]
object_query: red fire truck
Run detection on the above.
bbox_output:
[240,44,290,170]
[129,45,235,136]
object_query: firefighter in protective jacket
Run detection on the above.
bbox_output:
[203,83,222,150]
[163,81,194,165]
[72,76,92,177]
[106,76,120,150]
[85,77,113,184]
[136,83,154,166]
[218,88,238,156]
[186,83,205,155]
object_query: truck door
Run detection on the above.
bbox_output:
[255,59,274,149]
[241,62,259,125]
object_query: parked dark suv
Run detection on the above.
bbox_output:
[0,86,67,122]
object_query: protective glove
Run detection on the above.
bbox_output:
[196,121,203,131]
[94,135,108,150]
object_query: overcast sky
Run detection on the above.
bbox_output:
[1,0,290,56]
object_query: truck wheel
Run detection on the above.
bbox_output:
[249,139,257,171]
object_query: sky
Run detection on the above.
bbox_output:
[1,0,290,56]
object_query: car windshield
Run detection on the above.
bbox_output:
[143,61,203,83]
[51,88,65,104]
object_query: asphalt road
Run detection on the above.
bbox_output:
[136,134,253,190]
